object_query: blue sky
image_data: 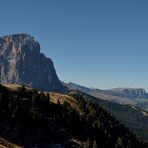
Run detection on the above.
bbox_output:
[0,0,148,90]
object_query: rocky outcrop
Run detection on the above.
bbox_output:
[0,33,67,93]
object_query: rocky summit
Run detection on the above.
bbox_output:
[0,33,67,93]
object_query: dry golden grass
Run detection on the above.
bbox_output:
[2,84,31,92]
[2,84,80,111]
[0,138,23,148]
[47,92,79,111]
[2,84,20,91]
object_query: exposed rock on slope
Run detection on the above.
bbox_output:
[0,33,67,93]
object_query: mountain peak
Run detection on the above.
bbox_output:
[1,33,40,53]
[2,33,34,40]
[0,33,67,93]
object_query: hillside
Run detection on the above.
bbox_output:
[0,137,22,148]
[71,91,148,142]
[0,84,147,148]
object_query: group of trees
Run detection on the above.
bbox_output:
[0,85,50,121]
[0,85,52,145]
[68,91,147,148]
[97,99,148,142]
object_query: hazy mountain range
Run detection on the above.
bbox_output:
[64,82,148,99]
[63,82,148,111]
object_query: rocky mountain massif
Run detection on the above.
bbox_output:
[0,33,67,93]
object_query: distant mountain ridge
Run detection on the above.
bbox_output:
[0,33,67,93]
[64,82,148,100]
[107,87,147,99]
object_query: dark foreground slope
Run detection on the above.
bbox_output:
[95,99,148,142]
[71,89,148,142]
[0,84,147,148]
[65,82,148,142]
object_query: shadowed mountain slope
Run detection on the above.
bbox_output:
[0,84,147,148]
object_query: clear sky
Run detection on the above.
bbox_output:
[0,0,148,90]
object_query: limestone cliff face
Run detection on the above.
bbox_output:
[0,33,67,93]
[109,88,147,99]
